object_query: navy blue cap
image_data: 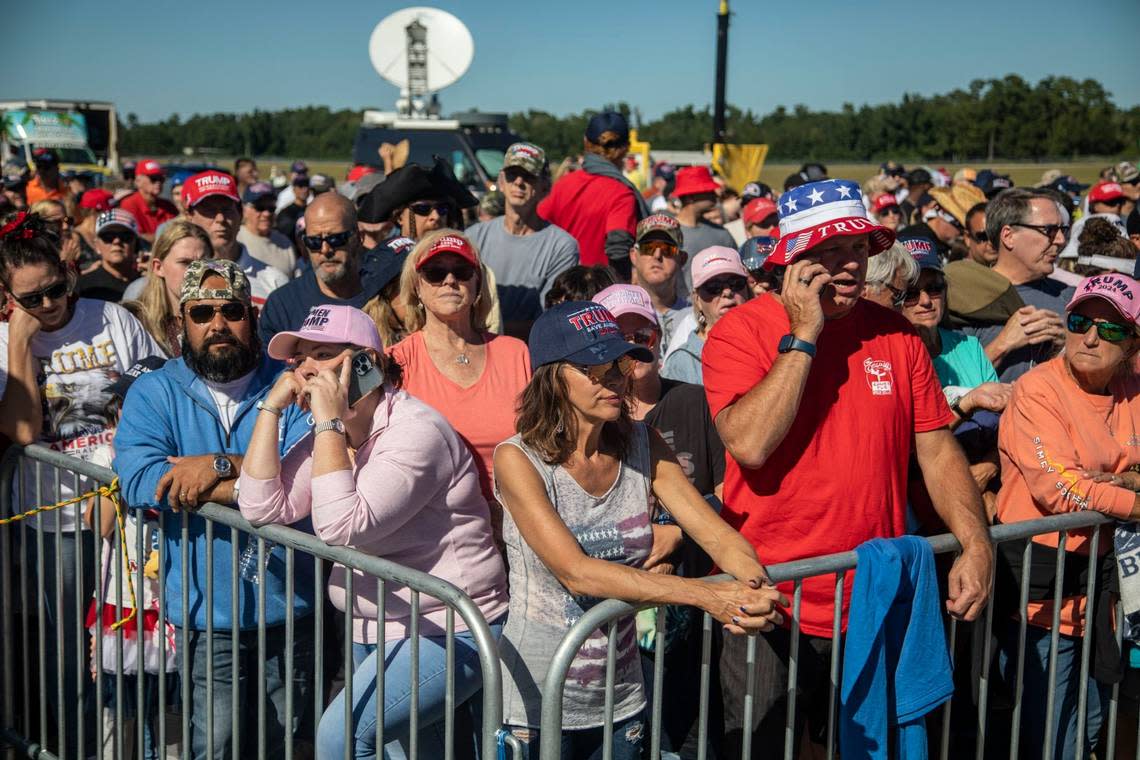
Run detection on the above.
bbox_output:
[528,301,653,369]
[106,356,167,399]
[1047,175,1088,196]
[242,181,276,204]
[585,112,630,144]
[975,169,1013,197]
[897,233,942,271]
[739,236,779,271]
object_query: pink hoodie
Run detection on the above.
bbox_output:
[239,386,508,643]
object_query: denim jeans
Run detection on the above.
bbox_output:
[316,621,503,760]
[506,710,647,760]
[178,620,315,760]
[999,620,1108,760]
[26,528,98,759]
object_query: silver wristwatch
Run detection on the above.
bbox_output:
[313,418,346,436]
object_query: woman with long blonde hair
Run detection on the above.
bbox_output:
[128,219,211,356]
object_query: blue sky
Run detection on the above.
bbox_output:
[8,0,1139,123]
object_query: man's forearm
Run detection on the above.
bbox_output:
[919,433,992,551]
[716,352,813,469]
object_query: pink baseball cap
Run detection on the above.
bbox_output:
[1067,273,1140,326]
[593,284,659,328]
[690,246,749,289]
[267,305,384,361]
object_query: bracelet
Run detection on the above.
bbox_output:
[256,400,282,417]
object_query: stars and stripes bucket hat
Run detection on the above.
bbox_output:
[768,179,895,267]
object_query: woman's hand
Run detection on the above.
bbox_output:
[266,369,304,410]
[1082,469,1140,492]
[304,356,351,424]
[699,578,788,635]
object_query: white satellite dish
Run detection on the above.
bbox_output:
[368,7,474,118]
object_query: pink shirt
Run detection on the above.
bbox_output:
[238,386,508,643]
[390,331,532,502]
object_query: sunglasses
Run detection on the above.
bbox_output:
[12,280,69,310]
[252,202,276,214]
[419,262,477,285]
[1098,197,1126,208]
[567,355,636,384]
[622,328,658,349]
[1066,312,1134,343]
[302,230,353,252]
[1012,222,1069,241]
[186,302,248,324]
[98,230,137,244]
[639,240,681,259]
[968,230,989,244]
[903,279,947,304]
[597,140,628,151]
[409,201,453,218]
[697,276,748,299]
[877,206,902,217]
[502,166,537,183]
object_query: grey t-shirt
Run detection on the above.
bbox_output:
[679,221,737,292]
[494,424,653,729]
[466,219,579,322]
[960,277,1074,382]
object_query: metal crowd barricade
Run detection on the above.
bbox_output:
[538,511,1134,760]
[0,443,505,760]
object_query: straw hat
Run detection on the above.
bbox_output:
[929,183,987,226]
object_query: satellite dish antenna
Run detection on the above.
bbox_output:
[368,7,474,119]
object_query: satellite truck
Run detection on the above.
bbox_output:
[353,7,522,193]
[0,99,118,178]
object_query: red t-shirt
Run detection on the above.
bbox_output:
[537,170,637,267]
[702,295,954,636]
[117,192,178,235]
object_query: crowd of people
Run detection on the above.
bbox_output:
[2,113,1140,760]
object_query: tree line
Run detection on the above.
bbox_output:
[121,75,1139,162]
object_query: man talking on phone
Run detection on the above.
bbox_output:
[701,179,993,757]
[113,259,317,759]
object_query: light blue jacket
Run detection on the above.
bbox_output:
[114,355,314,631]
[661,331,705,385]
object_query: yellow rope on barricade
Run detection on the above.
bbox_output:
[0,476,138,630]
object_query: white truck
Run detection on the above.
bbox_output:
[0,99,118,177]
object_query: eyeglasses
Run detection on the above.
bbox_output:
[567,355,636,384]
[1012,222,1069,241]
[639,240,681,259]
[1066,312,1134,343]
[302,230,354,252]
[186,302,248,324]
[12,280,69,310]
[97,230,137,245]
[697,275,748,299]
[968,230,989,244]
[419,262,477,285]
[622,328,658,349]
[409,201,453,218]
[903,279,947,304]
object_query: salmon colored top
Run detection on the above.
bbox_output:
[997,356,1140,634]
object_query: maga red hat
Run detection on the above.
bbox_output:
[742,197,779,226]
[1089,181,1125,203]
[182,170,240,208]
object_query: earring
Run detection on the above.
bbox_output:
[555,419,564,434]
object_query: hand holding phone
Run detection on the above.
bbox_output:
[781,260,829,342]
[346,349,384,407]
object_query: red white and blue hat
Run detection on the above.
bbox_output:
[769,179,895,267]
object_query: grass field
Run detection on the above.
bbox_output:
[253,158,1116,190]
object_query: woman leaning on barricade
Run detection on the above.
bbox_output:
[388,229,531,548]
[994,273,1140,760]
[493,301,786,758]
[126,219,211,356]
[236,303,508,760]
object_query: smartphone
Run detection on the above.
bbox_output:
[346,349,383,407]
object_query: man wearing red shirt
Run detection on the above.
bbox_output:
[118,158,178,243]
[703,178,993,756]
[538,111,647,277]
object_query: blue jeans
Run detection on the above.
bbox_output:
[317,621,503,760]
[506,710,647,760]
[999,621,1108,760]
[178,621,315,760]
[26,528,98,759]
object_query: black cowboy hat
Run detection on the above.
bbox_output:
[356,156,477,224]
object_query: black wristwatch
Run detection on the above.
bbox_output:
[213,454,235,480]
[778,334,816,358]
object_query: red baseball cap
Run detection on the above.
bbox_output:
[136,159,164,178]
[182,170,240,208]
[347,164,378,183]
[1088,181,1125,203]
[672,166,720,198]
[872,193,899,213]
[78,188,114,212]
[742,197,779,226]
[416,233,478,268]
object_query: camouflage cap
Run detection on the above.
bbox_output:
[501,142,547,177]
[179,259,252,305]
[635,214,683,248]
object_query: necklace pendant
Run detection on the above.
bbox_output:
[455,354,470,365]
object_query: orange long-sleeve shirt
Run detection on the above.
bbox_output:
[997,356,1140,633]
